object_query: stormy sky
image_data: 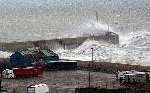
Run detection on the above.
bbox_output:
[0,0,150,42]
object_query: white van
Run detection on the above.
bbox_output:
[117,70,148,83]
[117,71,132,80]
[27,84,49,93]
[2,69,15,79]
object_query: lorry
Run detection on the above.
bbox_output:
[2,66,43,78]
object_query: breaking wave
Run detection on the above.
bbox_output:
[55,30,150,66]
[0,51,12,58]
[1,26,150,66]
[73,21,114,36]
[121,30,150,48]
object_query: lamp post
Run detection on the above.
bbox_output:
[88,48,94,88]
[91,48,94,64]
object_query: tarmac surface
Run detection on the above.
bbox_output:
[2,70,118,93]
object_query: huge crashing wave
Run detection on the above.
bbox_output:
[55,27,150,66]
[1,23,150,66]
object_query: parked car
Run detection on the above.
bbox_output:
[117,70,149,83]
[27,84,49,93]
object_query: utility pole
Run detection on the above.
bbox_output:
[88,71,91,88]
[0,78,1,91]
[0,65,2,92]
[0,62,2,91]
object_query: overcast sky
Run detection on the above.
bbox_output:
[0,0,150,42]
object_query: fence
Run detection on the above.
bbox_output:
[75,88,150,93]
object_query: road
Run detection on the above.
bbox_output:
[2,70,117,93]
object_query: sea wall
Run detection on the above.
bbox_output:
[0,32,119,51]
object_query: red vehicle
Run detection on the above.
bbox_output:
[13,67,43,77]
